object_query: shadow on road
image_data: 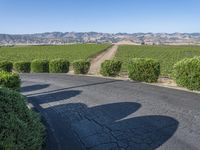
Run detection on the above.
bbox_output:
[23,82,179,150]
[21,84,50,92]
[25,79,122,97]
[47,102,179,150]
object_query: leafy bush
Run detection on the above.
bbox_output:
[0,88,45,150]
[13,61,31,73]
[31,59,49,73]
[0,61,13,72]
[173,57,200,91]
[100,60,122,77]
[128,58,160,83]
[49,59,70,73]
[0,71,21,91]
[72,60,90,74]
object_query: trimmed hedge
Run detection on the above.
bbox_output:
[100,60,122,77]
[31,59,49,73]
[128,58,160,83]
[72,60,90,74]
[0,71,21,91]
[0,88,45,150]
[0,61,13,72]
[173,57,200,91]
[13,61,31,73]
[49,59,70,73]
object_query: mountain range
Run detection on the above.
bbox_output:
[1,32,200,45]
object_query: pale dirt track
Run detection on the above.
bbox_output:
[89,45,118,75]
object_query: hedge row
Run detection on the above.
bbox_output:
[173,57,200,91]
[0,88,45,150]
[1,59,87,74]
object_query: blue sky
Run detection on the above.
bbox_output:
[0,0,200,34]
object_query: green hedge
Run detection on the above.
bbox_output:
[72,60,90,74]
[0,61,13,72]
[100,60,122,77]
[0,71,21,91]
[0,88,45,150]
[173,57,200,91]
[31,59,49,73]
[128,58,160,83]
[49,59,70,73]
[13,61,31,73]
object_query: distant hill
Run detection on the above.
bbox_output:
[1,32,200,45]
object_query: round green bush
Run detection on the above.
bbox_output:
[0,71,21,91]
[100,60,122,77]
[31,59,49,73]
[0,61,13,72]
[128,58,160,83]
[0,88,45,150]
[49,59,70,73]
[13,61,31,73]
[173,57,200,91]
[72,60,90,74]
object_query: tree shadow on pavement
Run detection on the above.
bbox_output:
[21,84,50,93]
[43,102,179,150]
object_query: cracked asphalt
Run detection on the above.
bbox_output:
[20,74,200,150]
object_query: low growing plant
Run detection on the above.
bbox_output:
[31,59,49,73]
[49,59,70,73]
[72,59,90,74]
[13,61,31,73]
[0,88,45,150]
[0,71,21,91]
[173,57,200,91]
[0,61,13,72]
[128,58,160,83]
[100,59,122,77]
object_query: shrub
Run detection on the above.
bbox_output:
[0,71,21,91]
[0,61,13,72]
[173,57,200,91]
[128,58,160,83]
[49,59,70,73]
[100,60,122,77]
[0,88,45,150]
[31,59,49,73]
[72,60,90,74]
[13,61,31,73]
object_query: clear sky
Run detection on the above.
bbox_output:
[0,0,200,34]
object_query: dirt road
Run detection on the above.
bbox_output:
[89,45,118,75]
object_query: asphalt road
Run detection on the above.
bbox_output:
[20,74,200,150]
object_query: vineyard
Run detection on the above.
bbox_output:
[0,44,110,62]
[115,45,200,76]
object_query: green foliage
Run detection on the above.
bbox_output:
[0,44,110,63]
[0,88,45,150]
[31,59,49,73]
[72,59,90,74]
[173,57,200,91]
[49,59,70,73]
[0,71,21,91]
[13,61,31,73]
[0,61,13,72]
[100,60,122,77]
[128,58,160,83]
[116,45,200,76]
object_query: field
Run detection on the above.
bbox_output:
[115,45,200,76]
[0,44,110,62]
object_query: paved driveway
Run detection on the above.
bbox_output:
[20,74,200,150]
